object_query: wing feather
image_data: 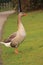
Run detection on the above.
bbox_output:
[4,32,17,43]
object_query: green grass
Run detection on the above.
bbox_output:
[1,10,43,65]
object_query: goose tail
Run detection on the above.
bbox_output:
[0,42,11,47]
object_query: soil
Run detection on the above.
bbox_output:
[0,10,15,65]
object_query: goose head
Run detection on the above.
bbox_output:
[18,12,27,17]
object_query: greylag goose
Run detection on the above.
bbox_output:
[0,12,26,54]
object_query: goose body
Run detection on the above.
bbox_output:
[11,22,26,47]
[0,12,26,54]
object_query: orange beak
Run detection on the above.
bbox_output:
[23,13,27,16]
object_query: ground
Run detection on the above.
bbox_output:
[0,10,43,65]
[0,10,15,65]
[0,10,15,40]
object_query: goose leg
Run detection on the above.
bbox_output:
[15,48,19,54]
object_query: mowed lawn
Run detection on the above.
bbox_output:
[1,10,43,65]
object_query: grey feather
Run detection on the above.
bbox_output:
[4,32,17,43]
